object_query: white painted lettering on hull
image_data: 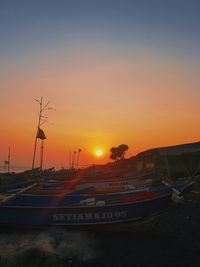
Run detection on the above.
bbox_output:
[53,211,127,221]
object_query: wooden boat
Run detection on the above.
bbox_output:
[39,170,155,194]
[0,181,187,227]
[0,99,192,227]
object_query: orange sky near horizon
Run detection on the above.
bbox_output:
[1,1,200,172]
[0,49,200,170]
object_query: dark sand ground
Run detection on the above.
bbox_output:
[0,181,200,267]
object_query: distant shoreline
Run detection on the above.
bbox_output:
[0,166,29,173]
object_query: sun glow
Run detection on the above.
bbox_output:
[95,149,103,157]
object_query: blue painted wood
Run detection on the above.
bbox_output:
[0,194,171,226]
[0,183,187,226]
[3,183,185,207]
[4,188,151,206]
[0,180,35,191]
[42,186,96,194]
[42,181,71,188]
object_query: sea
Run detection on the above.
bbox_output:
[0,172,200,266]
[0,166,30,174]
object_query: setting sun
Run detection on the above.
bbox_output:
[95,149,103,157]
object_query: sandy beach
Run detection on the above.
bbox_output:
[0,180,199,267]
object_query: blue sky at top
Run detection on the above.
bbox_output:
[0,0,199,60]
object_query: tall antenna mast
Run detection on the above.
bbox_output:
[32,96,43,171]
[32,97,55,171]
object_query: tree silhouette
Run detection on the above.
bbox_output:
[110,144,129,162]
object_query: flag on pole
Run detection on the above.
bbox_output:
[37,127,47,140]
[79,149,81,153]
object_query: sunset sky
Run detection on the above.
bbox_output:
[0,0,200,170]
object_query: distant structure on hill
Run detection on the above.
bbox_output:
[89,141,200,180]
[136,142,200,157]
[134,141,200,179]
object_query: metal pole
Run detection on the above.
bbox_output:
[31,97,54,172]
[8,147,10,173]
[72,151,76,169]
[40,139,44,171]
[76,149,81,169]
[69,151,71,169]
[32,97,43,171]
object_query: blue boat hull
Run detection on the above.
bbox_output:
[0,194,171,226]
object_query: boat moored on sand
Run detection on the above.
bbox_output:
[0,181,188,227]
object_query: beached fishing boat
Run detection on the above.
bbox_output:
[0,181,187,227]
[0,98,191,227]
[39,169,155,194]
